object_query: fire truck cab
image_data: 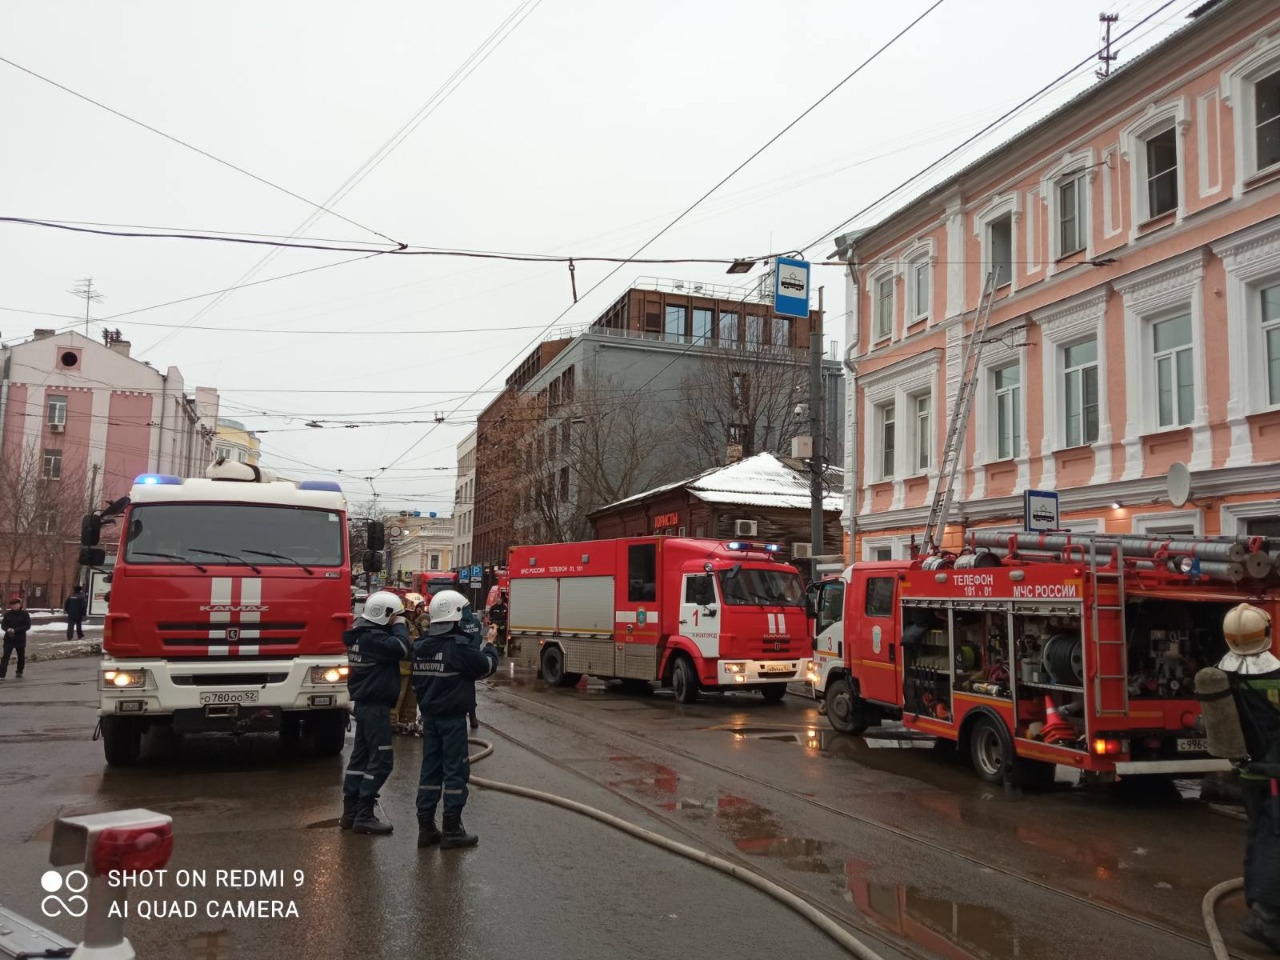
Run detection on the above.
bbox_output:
[84,464,362,766]
[812,534,1279,786]
[509,536,815,703]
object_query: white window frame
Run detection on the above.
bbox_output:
[1150,312,1195,430]
[1264,283,1280,409]
[1221,498,1280,537]
[1041,148,1096,271]
[43,448,62,480]
[991,363,1022,462]
[1130,508,1203,538]
[858,349,941,515]
[973,194,1020,293]
[1120,98,1188,237]
[870,266,896,342]
[969,330,1028,499]
[860,534,915,561]
[876,401,896,481]
[47,396,67,427]
[1115,249,1210,477]
[1222,35,1280,190]
[910,391,931,476]
[1033,290,1110,485]
[903,238,936,327]
[1062,336,1101,449]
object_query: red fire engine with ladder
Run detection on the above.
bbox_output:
[811,272,1280,784]
[82,461,381,766]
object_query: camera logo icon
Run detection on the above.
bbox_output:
[40,869,89,918]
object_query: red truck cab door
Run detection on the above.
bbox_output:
[850,570,901,706]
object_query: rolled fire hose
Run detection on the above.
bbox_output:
[465,737,886,960]
[1202,878,1244,960]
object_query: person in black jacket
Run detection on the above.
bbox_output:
[64,585,87,640]
[412,590,498,849]
[1,596,31,679]
[339,591,410,836]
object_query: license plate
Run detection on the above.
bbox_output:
[200,690,259,706]
[1176,737,1209,753]
[761,663,793,674]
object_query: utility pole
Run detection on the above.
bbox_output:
[809,287,825,564]
[1096,13,1119,79]
[83,463,100,589]
[68,278,105,337]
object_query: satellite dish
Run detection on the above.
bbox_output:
[1167,461,1191,508]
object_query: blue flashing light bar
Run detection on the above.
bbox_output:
[135,474,182,486]
[763,543,781,553]
[725,540,782,553]
[298,480,343,492]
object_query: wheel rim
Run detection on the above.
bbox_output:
[673,663,687,698]
[830,687,854,725]
[546,650,561,680]
[975,726,1004,776]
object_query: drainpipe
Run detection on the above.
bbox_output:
[156,374,168,473]
[839,241,861,562]
[0,346,11,457]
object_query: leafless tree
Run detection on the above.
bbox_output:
[675,340,808,471]
[0,440,88,601]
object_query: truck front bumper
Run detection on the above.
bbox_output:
[717,659,813,685]
[96,656,350,718]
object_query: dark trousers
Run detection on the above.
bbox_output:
[0,637,24,676]
[417,714,470,818]
[1243,778,1280,910]
[343,703,394,801]
[67,618,84,640]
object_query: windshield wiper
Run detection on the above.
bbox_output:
[189,548,262,573]
[132,551,208,572]
[243,549,313,575]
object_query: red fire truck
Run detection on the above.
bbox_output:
[810,531,1280,786]
[82,464,377,766]
[413,570,460,598]
[508,536,815,703]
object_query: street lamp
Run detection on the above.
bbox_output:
[727,259,755,275]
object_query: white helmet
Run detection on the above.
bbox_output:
[428,589,469,624]
[363,590,405,625]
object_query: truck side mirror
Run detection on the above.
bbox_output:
[79,546,106,567]
[362,550,383,574]
[81,513,101,547]
[366,521,385,553]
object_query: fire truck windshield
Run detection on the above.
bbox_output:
[124,504,344,568]
[717,567,805,606]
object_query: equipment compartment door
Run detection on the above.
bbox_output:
[680,573,721,660]
[854,573,900,705]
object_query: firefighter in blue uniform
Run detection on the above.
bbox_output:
[412,589,499,849]
[339,590,410,835]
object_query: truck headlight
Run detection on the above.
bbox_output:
[805,661,818,683]
[101,669,148,690]
[310,665,349,684]
[723,662,746,674]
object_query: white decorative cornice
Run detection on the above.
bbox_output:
[1032,287,1109,342]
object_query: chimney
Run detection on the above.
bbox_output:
[33,329,55,340]
[108,339,132,358]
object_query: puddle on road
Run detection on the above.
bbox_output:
[717,724,937,752]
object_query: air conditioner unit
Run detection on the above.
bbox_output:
[692,284,704,294]
[49,422,65,433]
[791,436,812,459]
[734,519,757,537]
[793,543,812,558]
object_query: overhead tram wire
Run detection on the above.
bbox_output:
[142,0,546,355]
[0,54,396,246]
[373,0,953,476]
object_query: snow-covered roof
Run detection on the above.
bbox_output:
[593,452,842,516]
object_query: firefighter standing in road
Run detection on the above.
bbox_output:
[0,596,31,679]
[488,591,509,654]
[64,585,87,641]
[1219,603,1280,952]
[339,590,410,836]
[461,602,486,730]
[412,589,499,849]
[394,593,427,735]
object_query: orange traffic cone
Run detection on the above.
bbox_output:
[1039,696,1076,744]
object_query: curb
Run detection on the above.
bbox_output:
[28,643,102,663]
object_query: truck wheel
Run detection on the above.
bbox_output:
[760,684,787,704]
[102,716,143,767]
[541,646,581,688]
[825,677,868,735]
[309,710,348,758]
[969,717,1010,784]
[671,656,699,704]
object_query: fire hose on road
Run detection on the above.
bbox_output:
[1202,878,1245,960]
[465,737,888,960]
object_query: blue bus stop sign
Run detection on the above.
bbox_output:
[774,257,811,319]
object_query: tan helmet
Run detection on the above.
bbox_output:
[403,592,426,611]
[1223,603,1272,657]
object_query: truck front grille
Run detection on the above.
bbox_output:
[171,673,288,687]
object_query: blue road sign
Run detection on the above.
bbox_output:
[471,564,483,580]
[459,569,470,583]
[1024,489,1060,532]
[774,257,811,319]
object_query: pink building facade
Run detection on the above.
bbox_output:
[0,329,219,605]
[837,0,1280,559]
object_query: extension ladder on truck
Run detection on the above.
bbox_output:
[921,270,999,555]
[1088,538,1130,717]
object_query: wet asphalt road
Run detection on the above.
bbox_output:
[0,657,1267,960]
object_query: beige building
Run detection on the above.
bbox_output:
[453,429,476,571]
[214,418,260,466]
[385,513,454,585]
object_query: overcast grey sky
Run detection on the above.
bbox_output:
[0,0,1192,514]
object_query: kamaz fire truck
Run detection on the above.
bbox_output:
[508,536,815,703]
[413,570,461,598]
[82,462,381,766]
[811,531,1279,785]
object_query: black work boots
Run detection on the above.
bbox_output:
[1244,903,1280,952]
[338,795,358,831]
[417,815,442,848]
[440,812,478,849]
[352,799,393,835]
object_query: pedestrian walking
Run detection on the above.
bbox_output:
[0,596,31,679]
[412,589,499,849]
[64,585,87,640]
[338,590,410,836]
[393,593,427,735]
[1216,603,1280,951]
